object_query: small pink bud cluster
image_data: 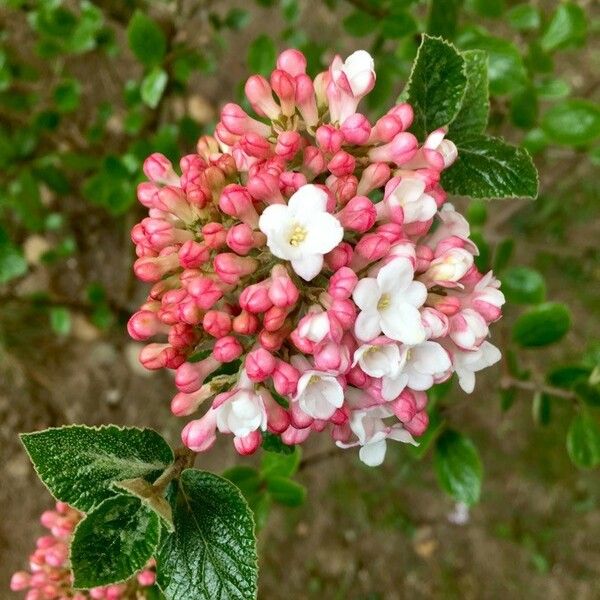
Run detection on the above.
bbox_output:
[10,502,156,600]
[130,49,504,466]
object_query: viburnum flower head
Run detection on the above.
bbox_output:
[130,46,504,467]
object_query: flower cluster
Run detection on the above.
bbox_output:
[129,49,504,466]
[10,502,156,599]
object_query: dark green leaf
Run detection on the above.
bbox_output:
[434,429,483,505]
[427,0,461,41]
[221,466,270,530]
[261,431,295,454]
[507,4,540,31]
[448,50,489,141]
[532,392,551,426]
[512,302,571,347]
[224,8,251,30]
[510,87,538,130]
[442,135,538,199]
[501,266,546,305]
[466,199,487,226]
[574,382,600,408]
[343,11,378,37]
[492,238,514,273]
[157,469,258,600]
[20,425,173,512]
[261,446,301,479]
[266,477,306,507]
[114,477,174,532]
[141,67,168,109]
[247,35,276,77]
[522,128,549,156]
[567,413,600,469]
[71,495,160,588]
[541,2,587,53]
[127,11,167,67]
[380,11,417,39]
[53,79,81,113]
[469,0,504,18]
[547,365,590,389]
[401,35,467,141]
[535,76,571,100]
[541,99,600,146]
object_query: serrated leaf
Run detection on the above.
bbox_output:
[114,477,174,532]
[261,446,301,479]
[157,469,258,600]
[266,476,306,507]
[141,67,168,109]
[541,2,587,53]
[434,429,482,506]
[71,495,160,588]
[127,11,166,67]
[20,425,173,512]
[512,302,571,348]
[501,266,546,305]
[541,99,600,147]
[567,413,600,469]
[448,50,489,141]
[400,35,467,141]
[442,135,538,199]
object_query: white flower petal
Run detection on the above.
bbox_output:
[291,254,323,281]
[359,439,387,466]
[353,278,380,310]
[377,258,413,294]
[288,184,328,216]
[355,310,382,341]
[380,303,426,345]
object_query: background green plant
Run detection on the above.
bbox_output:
[1,0,599,598]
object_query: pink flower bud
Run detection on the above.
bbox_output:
[336,195,376,232]
[341,113,371,145]
[171,385,213,416]
[279,171,307,196]
[176,358,220,393]
[404,410,429,436]
[368,132,418,165]
[430,294,461,316]
[127,310,166,341]
[327,174,358,205]
[137,570,156,587]
[139,343,169,370]
[213,335,243,362]
[272,360,300,396]
[449,308,489,350]
[415,244,434,272]
[219,184,259,228]
[270,69,296,116]
[316,124,344,154]
[325,242,353,270]
[290,329,315,353]
[290,400,314,429]
[10,572,30,592]
[134,253,180,282]
[298,311,331,343]
[259,326,290,352]
[275,130,302,160]
[421,307,449,338]
[277,49,307,76]
[355,233,391,262]
[239,283,273,313]
[387,103,414,130]
[357,162,391,195]
[369,114,402,143]
[179,240,209,269]
[281,424,311,445]
[327,150,356,177]
[213,253,258,284]
[269,271,299,307]
[216,122,240,146]
[328,267,358,299]
[234,430,263,455]
[245,348,276,382]
[314,342,351,373]
[202,222,227,249]
[245,75,280,119]
[226,223,264,256]
[240,132,272,160]
[182,410,218,452]
[233,310,260,335]
[294,74,319,125]
[186,276,223,309]
[263,306,288,332]
[392,390,417,423]
[329,299,356,330]
[302,146,327,178]
[143,153,177,184]
[137,182,159,208]
[220,103,270,136]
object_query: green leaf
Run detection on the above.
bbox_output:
[49,306,71,336]
[574,382,600,408]
[448,50,489,142]
[266,477,306,507]
[127,11,167,67]
[492,237,514,273]
[510,87,538,130]
[512,302,571,348]
[380,11,417,39]
[53,79,81,113]
[222,466,270,530]
[157,469,258,600]
[547,365,590,389]
[20,425,173,512]
[507,4,540,31]
[261,446,301,479]
[0,225,27,284]
[434,429,483,505]
[247,34,276,77]
[141,67,168,109]
[71,495,160,588]
[567,413,600,469]
[343,11,378,37]
[442,135,538,199]
[532,392,552,426]
[261,431,295,454]
[427,0,461,41]
[401,35,467,141]
[535,76,571,100]
[224,8,251,30]
[541,99,600,147]
[469,0,504,18]
[501,267,546,305]
[541,2,587,53]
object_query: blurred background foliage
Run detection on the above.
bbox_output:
[0,0,599,598]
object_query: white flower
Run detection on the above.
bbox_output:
[425,247,474,284]
[425,203,470,248]
[336,407,417,467]
[449,308,489,351]
[381,341,451,400]
[452,341,502,393]
[332,50,376,98]
[259,184,343,281]
[385,178,437,224]
[353,258,427,344]
[295,370,344,420]
[216,389,267,437]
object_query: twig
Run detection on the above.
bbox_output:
[152,446,196,493]
[299,447,341,471]
[500,375,577,401]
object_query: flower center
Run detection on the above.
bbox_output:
[377,293,390,311]
[288,223,308,247]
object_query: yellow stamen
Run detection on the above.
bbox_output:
[377,293,390,310]
[289,223,308,247]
